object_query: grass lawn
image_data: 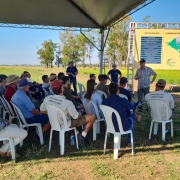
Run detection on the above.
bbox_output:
[0,66,180,179]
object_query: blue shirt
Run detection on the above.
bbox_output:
[119,87,132,102]
[66,66,78,79]
[102,94,131,132]
[108,69,121,83]
[11,90,35,118]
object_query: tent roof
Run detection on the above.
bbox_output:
[0,0,152,29]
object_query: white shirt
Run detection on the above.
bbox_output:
[40,95,79,128]
[145,90,174,119]
[26,77,32,83]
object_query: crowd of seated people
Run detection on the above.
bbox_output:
[0,68,175,158]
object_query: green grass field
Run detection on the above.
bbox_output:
[0,66,180,179]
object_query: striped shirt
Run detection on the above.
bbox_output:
[135,66,155,89]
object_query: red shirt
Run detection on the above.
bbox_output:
[4,86,16,102]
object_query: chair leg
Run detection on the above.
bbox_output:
[97,122,100,134]
[153,122,158,135]
[49,129,53,152]
[130,132,134,155]
[60,131,64,155]
[59,131,61,146]
[104,130,108,154]
[74,128,79,149]
[118,135,121,149]
[93,122,97,141]
[171,121,173,137]
[162,122,166,141]
[9,139,15,160]
[37,124,44,145]
[149,121,153,140]
[114,133,119,160]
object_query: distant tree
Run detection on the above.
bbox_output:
[142,15,150,22]
[55,46,63,68]
[37,40,57,68]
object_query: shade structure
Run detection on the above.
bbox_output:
[0,0,153,29]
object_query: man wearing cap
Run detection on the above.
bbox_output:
[96,74,109,96]
[135,59,157,107]
[11,79,51,141]
[40,80,95,148]
[66,61,78,94]
[108,64,122,84]
[145,79,174,120]
[4,75,19,103]
[0,74,7,96]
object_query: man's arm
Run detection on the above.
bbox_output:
[118,70,122,79]
[169,94,175,110]
[31,109,42,115]
[151,73,157,84]
[75,67,78,76]
[134,69,141,80]
[107,70,111,80]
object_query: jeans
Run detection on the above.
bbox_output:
[70,78,77,94]
[127,117,135,144]
[138,86,150,103]
[0,124,27,153]
[25,115,49,124]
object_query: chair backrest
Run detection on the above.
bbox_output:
[96,90,107,100]
[99,105,124,133]
[46,105,70,130]
[0,96,9,112]
[119,94,128,100]
[81,98,89,114]
[146,100,169,121]
[78,83,86,95]
[2,96,15,116]
[42,87,49,97]
[10,102,28,126]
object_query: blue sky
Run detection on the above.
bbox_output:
[0,0,180,65]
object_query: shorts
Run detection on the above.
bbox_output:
[69,115,86,128]
[25,114,49,124]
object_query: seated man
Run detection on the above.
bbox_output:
[11,79,51,140]
[0,74,7,96]
[62,76,83,110]
[49,74,57,95]
[96,74,109,96]
[58,72,65,82]
[145,79,174,120]
[42,75,50,90]
[102,83,134,146]
[90,74,96,80]
[40,80,95,148]
[0,118,27,158]
[4,74,19,102]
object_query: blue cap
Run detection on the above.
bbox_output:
[18,79,30,87]
[120,77,128,84]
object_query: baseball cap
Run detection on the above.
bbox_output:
[156,79,166,87]
[51,80,62,89]
[120,77,128,84]
[18,79,30,87]
[100,75,109,81]
[140,59,146,63]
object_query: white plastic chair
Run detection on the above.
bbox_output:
[82,99,104,141]
[11,102,44,146]
[78,83,86,96]
[119,94,128,100]
[2,96,17,122]
[42,87,49,97]
[0,138,15,160]
[99,105,134,160]
[0,96,10,120]
[46,105,79,155]
[96,90,107,100]
[147,100,173,141]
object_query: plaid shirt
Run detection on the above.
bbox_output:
[0,118,7,132]
[135,66,155,89]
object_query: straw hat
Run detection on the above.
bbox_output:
[6,75,20,85]
[49,74,57,82]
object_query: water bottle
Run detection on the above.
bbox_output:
[70,133,74,145]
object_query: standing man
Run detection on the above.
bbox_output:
[66,61,78,94]
[107,64,122,84]
[135,59,157,107]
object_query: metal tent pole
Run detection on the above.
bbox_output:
[100,30,104,74]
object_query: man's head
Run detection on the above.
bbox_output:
[62,76,70,88]
[90,74,96,80]
[18,79,30,93]
[58,72,65,80]
[23,71,31,78]
[112,64,117,70]
[42,75,49,83]
[69,61,74,67]
[108,83,119,95]
[155,79,166,91]
[99,74,108,85]
[49,74,57,82]
[0,74,7,86]
[51,80,63,95]
[140,59,146,69]
[6,75,19,88]
[119,77,128,88]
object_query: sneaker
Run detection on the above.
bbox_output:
[137,102,143,107]
[77,134,85,148]
[34,134,40,141]
[0,151,6,158]
[6,152,20,158]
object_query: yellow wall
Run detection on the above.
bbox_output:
[135,29,180,69]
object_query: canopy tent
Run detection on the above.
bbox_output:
[0,0,155,72]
